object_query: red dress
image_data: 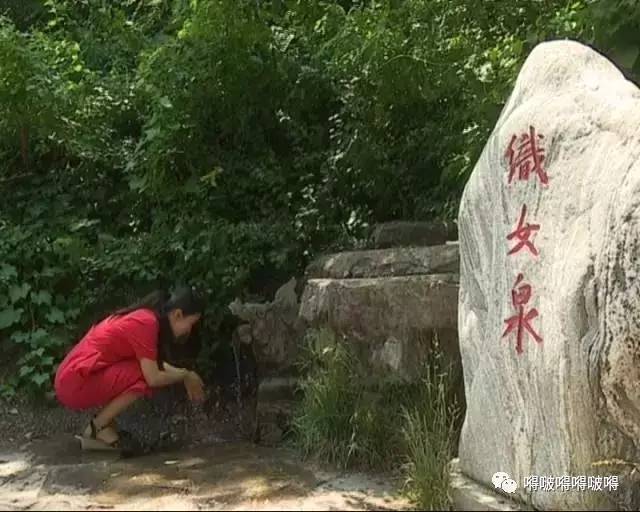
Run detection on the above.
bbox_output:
[54,309,159,410]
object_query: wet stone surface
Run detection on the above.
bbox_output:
[1,378,257,458]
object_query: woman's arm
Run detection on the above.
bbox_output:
[139,358,188,388]
[161,360,188,375]
[139,359,205,402]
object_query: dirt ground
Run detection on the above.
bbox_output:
[0,401,413,511]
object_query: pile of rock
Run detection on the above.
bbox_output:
[230,221,463,445]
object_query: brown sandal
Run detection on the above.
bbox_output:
[75,418,120,452]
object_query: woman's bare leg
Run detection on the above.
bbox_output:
[83,392,141,444]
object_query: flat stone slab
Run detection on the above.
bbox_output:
[449,458,530,511]
[299,275,460,378]
[305,245,459,279]
[0,435,411,511]
[371,221,457,248]
[300,274,459,332]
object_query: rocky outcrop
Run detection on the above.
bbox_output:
[300,274,459,380]
[230,227,463,445]
[228,278,305,445]
[457,40,640,510]
[305,245,459,279]
[229,278,306,379]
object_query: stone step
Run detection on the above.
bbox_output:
[299,274,460,380]
[370,221,457,249]
[448,459,529,511]
[256,399,297,446]
[305,244,459,280]
[257,377,299,402]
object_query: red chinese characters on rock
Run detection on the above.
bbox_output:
[502,125,547,355]
[505,125,549,185]
[502,273,543,355]
[507,204,540,257]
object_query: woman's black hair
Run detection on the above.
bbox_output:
[115,286,206,370]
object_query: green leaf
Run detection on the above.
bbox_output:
[28,329,48,348]
[0,384,16,399]
[31,290,52,306]
[31,373,50,386]
[65,308,80,320]
[129,174,148,191]
[40,267,62,278]
[0,263,18,280]
[32,328,47,340]
[41,356,54,367]
[49,335,67,347]
[11,331,30,344]
[19,365,34,377]
[200,167,223,187]
[159,96,173,109]
[45,308,65,324]
[0,307,23,329]
[9,283,31,303]
[70,218,100,232]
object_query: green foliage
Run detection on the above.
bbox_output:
[0,0,46,31]
[587,0,640,77]
[0,236,73,395]
[292,331,358,467]
[292,328,462,487]
[402,362,461,510]
[292,328,461,509]
[0,0,634,396]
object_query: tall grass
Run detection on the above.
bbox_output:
[291,328,463,508]
[292,328,362,468]
[401,362,461,510]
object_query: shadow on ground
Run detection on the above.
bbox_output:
[0,434,411,511]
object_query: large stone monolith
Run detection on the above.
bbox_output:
[458,40,640,510]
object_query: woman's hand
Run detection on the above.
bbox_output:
[184,371,205,403]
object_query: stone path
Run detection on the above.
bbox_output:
[0,434,412,511]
